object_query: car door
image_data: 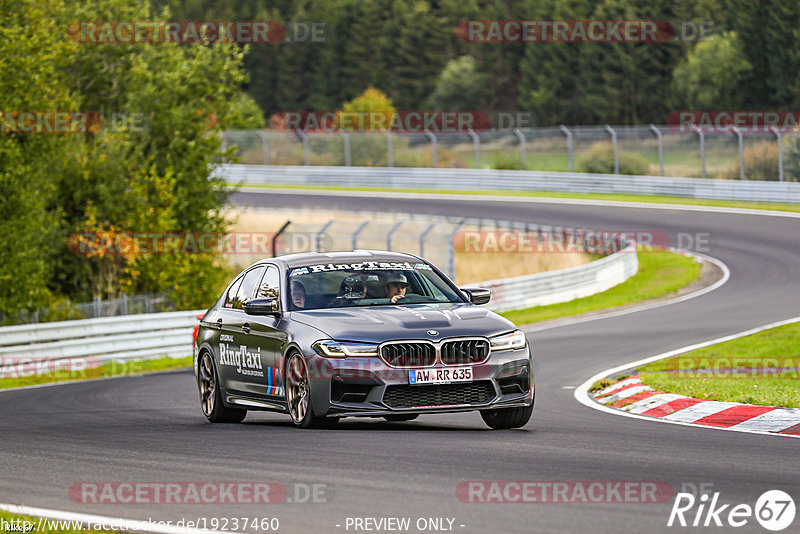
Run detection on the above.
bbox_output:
[217,265,266,396]
[247,265,287,399]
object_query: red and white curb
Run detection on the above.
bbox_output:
[575,316,800,439]
[593,376,800,437]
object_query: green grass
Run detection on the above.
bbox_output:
[242,183,800,214]
[500,248,701,325]
[0,509,117,533]
[0,355,192,390]
[636,322,800,408]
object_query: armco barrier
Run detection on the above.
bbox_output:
[0,310,203,377]
[217,165,800,203]
[482,240,637,312]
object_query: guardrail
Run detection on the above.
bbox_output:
[0,310,203,378]
[481,240,637,313]
[219,164,800,203]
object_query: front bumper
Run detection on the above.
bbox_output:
[305,346,534,418]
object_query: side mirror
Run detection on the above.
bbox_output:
[461,288,491,305]
[243,298,280,316]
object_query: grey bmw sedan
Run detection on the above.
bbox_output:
[194,251,534,429]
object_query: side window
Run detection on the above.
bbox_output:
[256,266,281,305]
[233,266,266,310]
[224,276,244,308]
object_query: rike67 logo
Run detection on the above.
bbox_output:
[668,489,795,531]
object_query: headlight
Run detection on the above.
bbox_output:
[312,340,379,358]
[490,330,527,351]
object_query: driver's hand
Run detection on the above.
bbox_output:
[391,294,403,303]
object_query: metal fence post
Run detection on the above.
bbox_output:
[559,125,573,171]
[384,132,393,167]
[220,132,228,163]
[513,128,526,169]
[93,295,101,318]
[297,132,310,165]
[604,125,619,174]
[386,221,403,251]
[692,125,706,178]
[120,292,128,315]
[730,126,744,179]
[352,221,370,250]
[316,220,335,252]
[467,129,480,168]
[649,124,664,176]
[272,220,291,256]
[340,132,351,166]
[256,131,270,165]
[424,131,437,168]
[446,222,465,282]
[418,222,436,257]
[770,126,784,182]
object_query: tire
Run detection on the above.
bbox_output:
[285,353,338,429]
[480,394,534,430]
[383,414,419,422]
[198,351,247,423]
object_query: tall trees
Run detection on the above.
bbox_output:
[0,0,74,314]
[0,0,262,315]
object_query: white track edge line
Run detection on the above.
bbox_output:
[573,316,800,440]
[238,187,800,219]
[522,249,730,333]
[0,503,218,534]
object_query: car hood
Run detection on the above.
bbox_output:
[289,302,516,343]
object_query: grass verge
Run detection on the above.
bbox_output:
[0,355,192,390]
[500,248,701,325]
[242,184,800,214]
[636,322,800,408]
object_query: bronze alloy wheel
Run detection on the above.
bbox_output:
[199,352,216,417]
[286,354,309,424]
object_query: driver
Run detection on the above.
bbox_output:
[385,273,408,303]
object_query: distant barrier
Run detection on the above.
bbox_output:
[0,310,202,378]
[481,240,637,312]
[218,164,800,203]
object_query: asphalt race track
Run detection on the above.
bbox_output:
[2,190,799,534]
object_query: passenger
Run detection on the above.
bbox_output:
[291,280,306,309]
[385,273,408,303]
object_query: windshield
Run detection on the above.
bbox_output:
[287,261,463,310]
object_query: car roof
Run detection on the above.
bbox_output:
[267,250,424,269]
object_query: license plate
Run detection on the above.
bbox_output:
[409,367,473,385]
